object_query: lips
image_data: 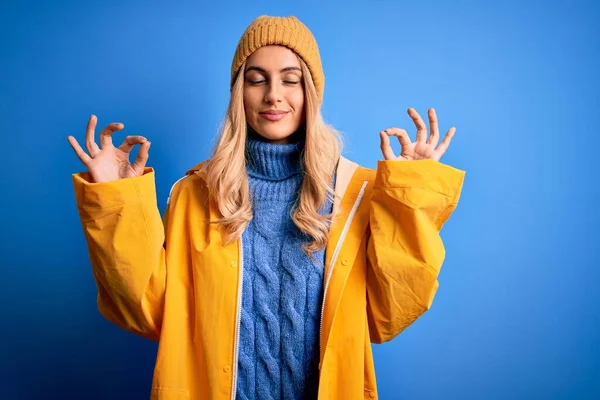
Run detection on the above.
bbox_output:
[259,110,288,121]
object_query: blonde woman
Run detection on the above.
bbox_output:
[68,15,465,400]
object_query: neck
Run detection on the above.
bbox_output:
[245,133,305,181]
[247,124,306,144]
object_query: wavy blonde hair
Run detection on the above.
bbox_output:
[205,57,344,258]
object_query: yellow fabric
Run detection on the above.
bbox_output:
[230,15,325,101]
[72,158,465,400]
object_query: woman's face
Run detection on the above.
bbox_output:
[243,45,305,144]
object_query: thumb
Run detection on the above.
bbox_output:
[131,140,151,175]
[379,131,396,160]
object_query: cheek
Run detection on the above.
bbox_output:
[290,90,305,114]
[243,93,252,113]
[243,89,261,115]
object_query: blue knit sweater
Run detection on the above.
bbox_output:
[235,135,334,400]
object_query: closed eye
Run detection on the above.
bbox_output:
[248,80,299,85]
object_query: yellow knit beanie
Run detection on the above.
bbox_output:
[230,15,325,101]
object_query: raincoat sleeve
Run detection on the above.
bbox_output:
[365,159,466,343]
[72,167,170,341]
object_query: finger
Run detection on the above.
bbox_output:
[132,140,151,174]
[385,127,412,150]
[428,108,440,147]
[435,127,456,157]
[379,131,396,160]
[98,122,124,149]
[118,135,147,154]
[408,108,427,143]
[67,136,92,165]
[85,115,100,157]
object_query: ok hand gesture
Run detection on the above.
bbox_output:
[67,115,151,183]
[380,108,456,161]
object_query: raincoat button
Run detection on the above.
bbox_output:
[223,366,230,373]
[369,392,375,398]
[341,259,348,266]
[230,261,236,268]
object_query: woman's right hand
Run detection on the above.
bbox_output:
[68,115,151,183]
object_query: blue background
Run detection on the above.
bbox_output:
[1,0,598,399]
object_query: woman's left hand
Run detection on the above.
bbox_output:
[379,107,456,161]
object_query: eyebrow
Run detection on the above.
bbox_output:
[244,66,302,74]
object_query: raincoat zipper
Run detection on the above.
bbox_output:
[319,181,369,361]
[231,239,244,400]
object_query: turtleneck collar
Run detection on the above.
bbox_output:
[245,129,305,181]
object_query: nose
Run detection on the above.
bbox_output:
[264,81,283,104]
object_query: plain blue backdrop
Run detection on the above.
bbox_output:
[1,0,598,399]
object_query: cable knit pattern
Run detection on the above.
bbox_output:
[236,135,334,400]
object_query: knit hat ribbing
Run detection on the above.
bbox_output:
[231,15,325,102]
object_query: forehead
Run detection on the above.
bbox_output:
[245,45,301,70]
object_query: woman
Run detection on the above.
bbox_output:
[68,15,465,400]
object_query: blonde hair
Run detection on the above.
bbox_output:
[205,58,343,259]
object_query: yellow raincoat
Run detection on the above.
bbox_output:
[72,156,465,400]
